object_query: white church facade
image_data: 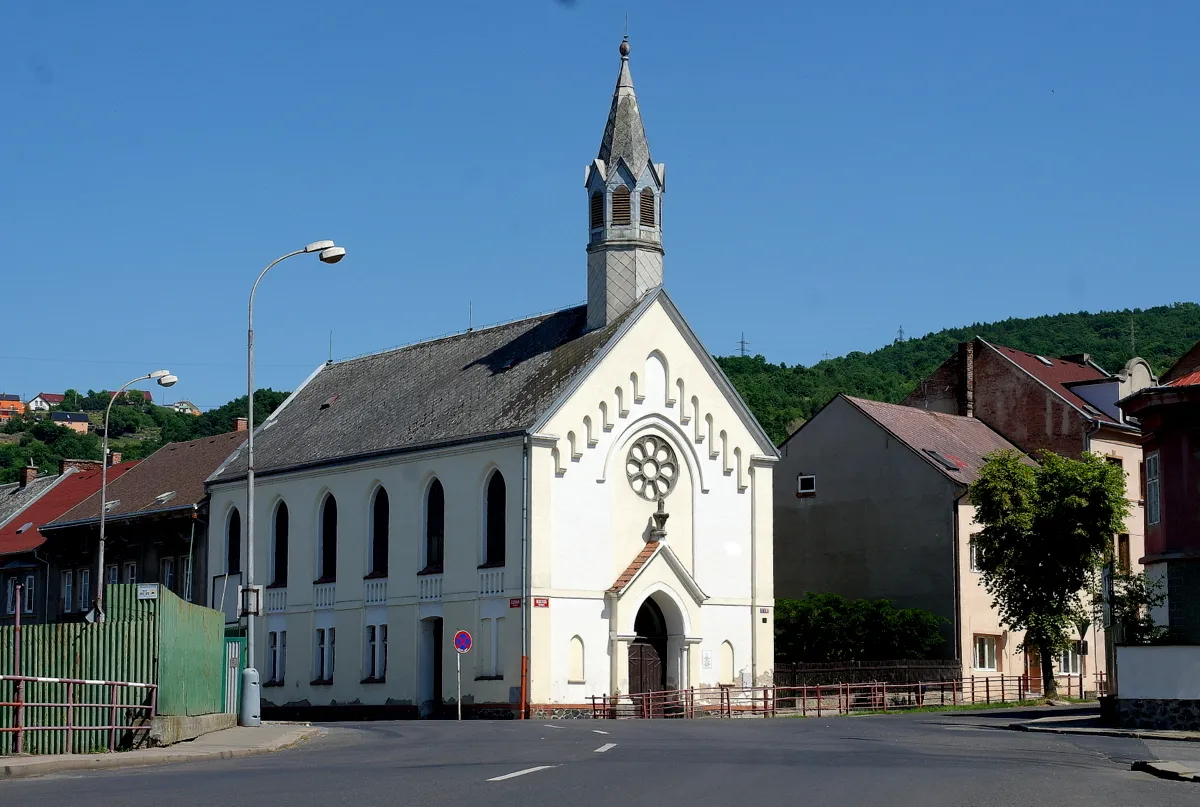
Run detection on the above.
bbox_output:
[206,39,777,717]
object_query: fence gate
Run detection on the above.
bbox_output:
[223,638,246,714]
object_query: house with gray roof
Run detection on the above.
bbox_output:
[205,38,778,720]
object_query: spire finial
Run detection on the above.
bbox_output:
[620,35,630,58]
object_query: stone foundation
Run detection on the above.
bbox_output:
[529,705,594,720]
[148,713,236,747]
[1116,699,1200,732]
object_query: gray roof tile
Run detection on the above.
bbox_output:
[212,302,634,481]
[0,475,61,530]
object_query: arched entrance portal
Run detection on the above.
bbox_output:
[629,598,668,694]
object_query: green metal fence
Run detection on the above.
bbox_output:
[0,585,225,754]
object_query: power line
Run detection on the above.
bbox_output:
[0,355,315,368]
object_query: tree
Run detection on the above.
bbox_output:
[775,593,947,663]
[970,449,1129,695]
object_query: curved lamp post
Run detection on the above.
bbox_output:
[245,241,345,693]
[97,370,179,621]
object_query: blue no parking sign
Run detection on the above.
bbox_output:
[454,630,473,654]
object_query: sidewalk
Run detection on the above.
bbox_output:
[1,722,323,780]
[1008,713,1200,743]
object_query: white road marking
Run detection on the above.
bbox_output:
[594,743,617,753]
[487,766,558,782]
[592,729,610,735]
[542,723,564,729]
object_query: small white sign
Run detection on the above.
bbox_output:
[136,584,159,601]
[702,650,713,670]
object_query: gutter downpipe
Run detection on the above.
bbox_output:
[750,464,757,688]
[520,434,530,719]
[952,490,966,668]
[1084,417,1117,697]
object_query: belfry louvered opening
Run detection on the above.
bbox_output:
[611,186,632,225]
[639,188,656,227]
[589,192,604,229]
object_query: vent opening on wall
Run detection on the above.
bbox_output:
[611,186,631,225]
[796,474,816,497]
[320,394,339,410]
[15,522,33,535]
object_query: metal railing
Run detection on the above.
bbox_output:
[590,675,1056,720]
[0,674,157,754]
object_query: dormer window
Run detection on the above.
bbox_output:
[589,192,603,229]
[611,186,631,225]
[639,188,656,227]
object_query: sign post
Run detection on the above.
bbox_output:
[453,630,473,722]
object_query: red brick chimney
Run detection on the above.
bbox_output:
[235,417,248,432]
[60,458,104,474]
[18,462,37,489]
[958,341,975,418]
[108,451,122,466]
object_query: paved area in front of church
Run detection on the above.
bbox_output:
[6,708,1200,805]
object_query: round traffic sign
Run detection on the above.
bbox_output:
[453,630,473,654]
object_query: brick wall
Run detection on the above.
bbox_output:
[971,344,1087,458]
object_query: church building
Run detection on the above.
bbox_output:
[205,39,777,717]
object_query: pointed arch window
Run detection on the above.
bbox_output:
[226,508,241,575]
[318,495,338,582]
[589,191,604,229]
[611,186,631,225]
[484,472,506,567]
[424,480,445,572]
[639,188,656,227]
[370,488,389,577]
[271,502,289,586]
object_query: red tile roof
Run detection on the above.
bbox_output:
[1166,369,1200,388]
[35,393,65,404]
[846,396,1032,485]
[985,342,1116,422]
[608,542,660,593]
[0,463,137,555]
[50,431,244,526]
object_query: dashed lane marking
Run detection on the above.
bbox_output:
[542,724,564,729]
[594,743,617,753]
[592,729,610,735]
[487,766,559,782]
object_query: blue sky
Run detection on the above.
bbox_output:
[3,1,1197,409]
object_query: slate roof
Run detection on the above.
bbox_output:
[211,301,636,482]
[0,464,136,555]
[50,432,245,526]
[51,412,89,423]
[0,394,20,403]
[0,475,61,530]
[845,396,1032,485]
[985,342,1118,423]
[597,39,653,180]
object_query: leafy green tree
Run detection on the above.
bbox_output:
[775,593,947,663]
[192,389,290,437]
[970,450,1129,695]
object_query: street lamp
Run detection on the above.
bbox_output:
[96,370,178,621]
[244,241,345,710]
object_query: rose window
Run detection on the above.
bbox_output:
[626,435,678,500]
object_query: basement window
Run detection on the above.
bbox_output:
[924,450,962,472]
[796,475,816,497]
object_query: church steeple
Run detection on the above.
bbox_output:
[586,37,665,331]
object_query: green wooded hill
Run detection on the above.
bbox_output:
[717,302,1200,445]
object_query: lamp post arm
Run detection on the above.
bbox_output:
[97,373,152,620]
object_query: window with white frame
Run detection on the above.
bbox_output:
[268,630,287,684]
[23,574,34,614]
[797,474,816,496]
[123,562,137,584]
[1058,641,1081,676]
[106,564,118,586]
[1146,451,1161,526]
[314,627,335,683]
[78,569,90,612]
[364,624,387,681]
[973,635,998,671]
[280,630,287,681]
[161,557,176,593]
[61,570,73,612]
[969,537,983,573]
[4,577,14,614]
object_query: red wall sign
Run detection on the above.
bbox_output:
[509,598,522,608]
[533,597,550,608]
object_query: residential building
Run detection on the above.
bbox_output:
[0,460,136,626]
[172,401,202,416]
[27,393,65,412]
[775,395,1108,692]
[1112,341,1200,729]
[205,39,776,719]
[41,432,246,615]
[0,394,25,422]
[111,390,154,404]
[50,411,90,434]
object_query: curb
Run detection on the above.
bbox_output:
[1132,760,1200,782]
[0,727,323,781]
[1009,722,1200,743]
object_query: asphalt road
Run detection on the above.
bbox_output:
[6,708,1200,806]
